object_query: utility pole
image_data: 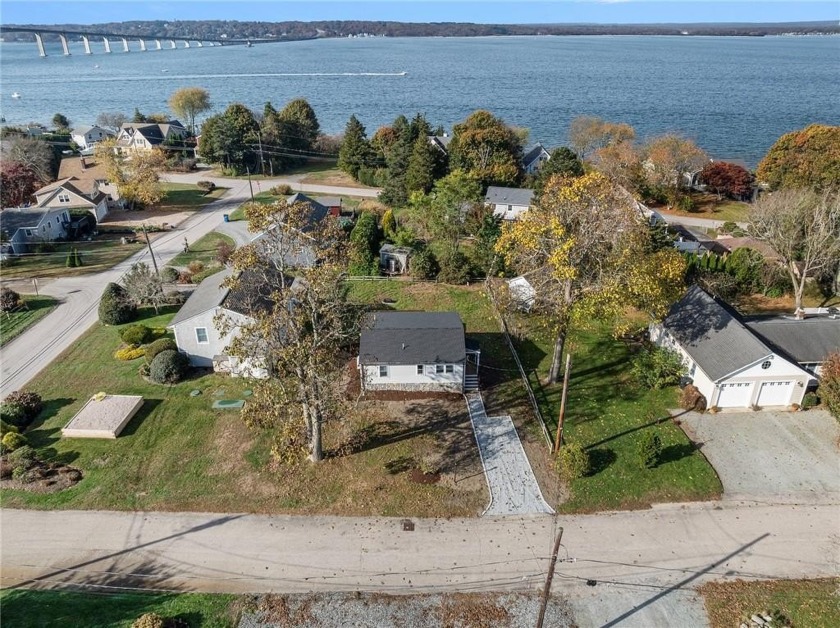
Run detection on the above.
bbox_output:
[536,526,564,628]
[246,166,255,202]
[256,131,265,175]
[553,353,572,453]
[141,224,159,276]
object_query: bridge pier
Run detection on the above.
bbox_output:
[155,39,162,50]
[183,40,190,48]
[169,40,176,49]
[82,35,92,54]
[34,32,47,57]
[59,33,71,56]
[139,39,147,51]
[121,37,129,52]
[196,41,203,47]
[103,36,112,53]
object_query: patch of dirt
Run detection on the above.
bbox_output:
[0,456,83,493]
[438,593,511,628]
[258,594,315,627]
[408,468,441,484]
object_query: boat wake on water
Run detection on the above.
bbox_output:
[33,72,408,83]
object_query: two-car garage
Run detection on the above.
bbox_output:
[715,380,798,409]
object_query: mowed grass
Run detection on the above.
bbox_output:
[656,192,751,223]
[699,579,840,628]
[0,295,58,346]
[0,239,144,280]
[169,231,235,268]
[228,191,276,221]
[509,311,721,513]
[0,589,239,628]
[158,182,227,210]
[1,305,485,517]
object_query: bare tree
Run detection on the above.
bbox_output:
[122,262,166,314]
[0,136,53,182]
[749,188,840,315]
[96,111,128,131]
[643,134,708,204]
[568,116,635,159]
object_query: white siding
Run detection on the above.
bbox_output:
[492,203,529,221]
[361,363,464,391]
[172,307,248,367]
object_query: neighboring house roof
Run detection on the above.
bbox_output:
[522,143,550,168]
[286,193,329,223]
[745,316,840,364]
[313,196,341,208]
[669,224,729,255]
[118,121,186,146]
[359,311,466,365]
[0,207,64,236]
[428,134,452,153]
[168,268,291,328]
[35,176,107,207]
[485,186,534,207]
[72,125,114,138]
[661,285,773,381]
[716,237,780,261]
[380,244,412,256]
[57,157,111,195]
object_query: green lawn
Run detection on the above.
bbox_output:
[656,192,751,223]
[699,579,840,628]
[228,192,276,221]
[158,183,227,210]
[0,295,58,346]
[169,232,235,268]
[509,313,721,512]
[0,589,239,628]
[0,239,144,280]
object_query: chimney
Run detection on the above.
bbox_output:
[80,156,87,170]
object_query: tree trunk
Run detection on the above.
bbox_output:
[789,262,806,316]
[309,405,323,462]
[547,332,566,385]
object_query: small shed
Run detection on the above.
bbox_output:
[380,244,412,275]
[62,394,144,439]
[507,276,536,312]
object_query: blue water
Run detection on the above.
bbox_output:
[1,35,838,166]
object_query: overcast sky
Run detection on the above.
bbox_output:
[1,1,837,26]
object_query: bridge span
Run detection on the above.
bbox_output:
[0,26,274,56]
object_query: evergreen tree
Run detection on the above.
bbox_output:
[405,134,438,194]
[65,249,77,268]
[338,115,372,179]
[379,116,413,207]
[533,147,585,197]
[348,212,381,275]
[381,209,397,240]
[73,248,82,267]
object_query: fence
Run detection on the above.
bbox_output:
[485,280,554,450]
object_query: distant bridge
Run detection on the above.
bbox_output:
[0,26,277,56]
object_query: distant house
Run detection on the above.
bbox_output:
[0,207,70,257]
[651,286,813,410]
[380,244,411,275]
[428,134,452,155]
[358,311,480,393]
[669,224,729,255]
[168,268,285,377]
[71,125,115,151]
[57,156,121,210]
[507,276,536,312]
[116,120,187,151]
[34,176,110,223]
[485,186,534,221]
[716,236,780,262]
[312,196,344,217]
[522,143,550,175]
[250,192,330,269]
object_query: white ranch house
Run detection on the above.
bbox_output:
[484,186,534,221]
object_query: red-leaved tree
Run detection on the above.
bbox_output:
[0,161,39,208]
[700,161,753,201]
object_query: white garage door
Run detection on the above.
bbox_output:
[716,382,753,408]
[757,381,794,407]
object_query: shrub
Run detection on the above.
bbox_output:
[4,391,43,420]
[120,324,153,346]
[196,180,216,193]
[631,347,685,389]
[115,346,146,361]
[802,391,819,410]
[270,184,293,196]
[679,384,707,412]
[820,352,840,420]
[0,403,27,428]
[131,613,165,628]
[216,242,235,265]
[8,444,36,470]
[638,432,662,468]
[161,266,180,282]
[437,250,470,285]
[149,349,189,384]
[178,270,194,284]
[0,419,19,436]
[0,287,21,312]
[555,442,590,479]
[187,260,205,274]
[145,338,178,364]
[2,432,27,452]
[99,282,137,325]
[164,290,187,305]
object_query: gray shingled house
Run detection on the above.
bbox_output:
[484,186,534,221]
[651,286,817,410]
[358,311,480,392]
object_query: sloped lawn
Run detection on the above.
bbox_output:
[0,295,58,346]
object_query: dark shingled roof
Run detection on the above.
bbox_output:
[522,143,549,167]
[0,208,53,234]
[485,186,534,207]
[359,311,466,365]
[745,316,840,364]
[661,286,772,381]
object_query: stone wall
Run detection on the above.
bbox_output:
[365,381,463,393]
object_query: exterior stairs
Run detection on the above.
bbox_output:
[464,374,479,392]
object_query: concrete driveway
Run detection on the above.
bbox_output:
[679,410,840,503]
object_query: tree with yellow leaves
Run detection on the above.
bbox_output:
[94,139,166,210]
[495,172,685,384]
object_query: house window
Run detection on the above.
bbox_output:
[58,194,70,203]
[445,365,454,374]
[25,229,32,236]
[195,327,209,344]
[761,360,771,370]
[416,365,424,375]
[435,364,444,374]
[379,365,388,378]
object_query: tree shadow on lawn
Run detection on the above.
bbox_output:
[24,398,76,448]
[586,448,617,476]
[658,442,698,466]
[468,332,545,387]
[118,399,163,437]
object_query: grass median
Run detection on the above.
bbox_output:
[0,295,59,347]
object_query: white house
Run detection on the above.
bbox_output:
[522,143,551,175]
[358,311,480,393]
[167,269,275,378]
[71,125,115,151]
[116,120,187,151]
[745,315,839,379]
[651,286,814,410]
[34,177,110,223]
[484,186,534,221]
[0,207,70,257]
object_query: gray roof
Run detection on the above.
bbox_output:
[522,143,549,167]
[168,269,233,327]
[0,207,58,234]
[359,311,466,365]
[661,286,773,381]
[286,193,329,223]
[485,186,534,207]
[313,196,341,208]
[745,316,840,364]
